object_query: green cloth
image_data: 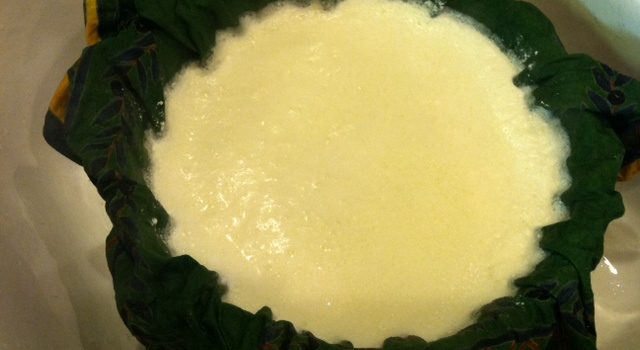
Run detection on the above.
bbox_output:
[43,0,638,349]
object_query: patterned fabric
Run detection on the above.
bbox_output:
[587,64,640,180]
[43,0,637,349]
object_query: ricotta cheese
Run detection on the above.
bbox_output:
[149,0,571,346]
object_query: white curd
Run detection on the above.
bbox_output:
[149,0,571,346]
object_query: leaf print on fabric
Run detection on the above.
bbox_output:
[587,63,640,178]
[588,90,611,115]
[593,68,611,92]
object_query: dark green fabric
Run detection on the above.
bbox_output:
[43,0,637,349]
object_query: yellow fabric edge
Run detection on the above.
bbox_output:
[48,75,71,123]
[85,0,101,45]
[619,159,640,181]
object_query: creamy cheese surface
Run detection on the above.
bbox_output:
[149,0,571,346]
